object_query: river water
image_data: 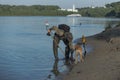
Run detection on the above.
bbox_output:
[0,16,119,80]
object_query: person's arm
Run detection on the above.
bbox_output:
[47,26,57,36]
[47,26,64,36]
[48,26,57,33]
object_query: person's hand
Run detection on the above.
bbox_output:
[47,33,51,36]
[48,29,51,33]
[47,29,51,36]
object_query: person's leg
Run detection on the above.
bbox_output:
[62,38,70,60]
[53,35,60,60]
[64,32,73,60]
[65,46,70,60]
[70,49,74,60]
[69,42,74,60]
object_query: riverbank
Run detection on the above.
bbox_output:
[60,25,120,80]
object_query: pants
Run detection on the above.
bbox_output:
[53,33,73,60]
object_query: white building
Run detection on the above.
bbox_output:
[59,5,78,12]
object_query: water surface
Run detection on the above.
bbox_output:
[0,16,119,80]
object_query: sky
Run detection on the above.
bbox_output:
[0,0,120,8]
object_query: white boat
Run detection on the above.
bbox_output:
[67,14,81,17]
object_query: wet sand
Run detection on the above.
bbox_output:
[60,25,120,80]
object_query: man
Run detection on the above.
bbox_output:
[47,24,73,60]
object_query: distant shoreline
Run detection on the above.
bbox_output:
[0,1,120,18]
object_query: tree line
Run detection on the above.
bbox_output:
[0,1,120,18]
[0,5,73,16]
[78,1,120,18]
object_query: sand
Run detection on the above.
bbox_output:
[59,25,120,80]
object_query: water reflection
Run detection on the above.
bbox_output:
[46,59,74,80]
[46,60,60,80]
[51,60,60,77]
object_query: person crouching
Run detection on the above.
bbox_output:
[47,24,73,61]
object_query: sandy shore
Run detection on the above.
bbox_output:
[59,25,120,80]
